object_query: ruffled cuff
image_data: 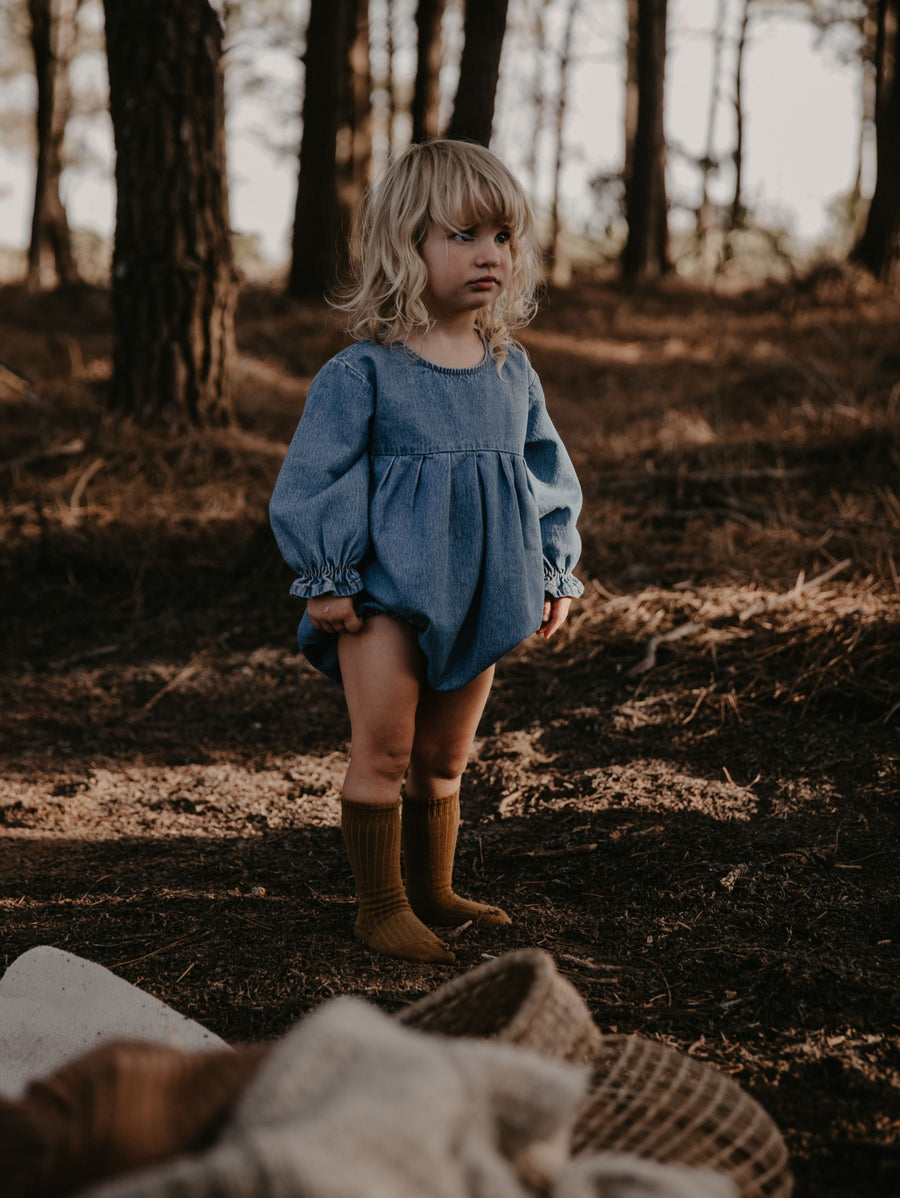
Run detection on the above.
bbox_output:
[289,567,363,600]
[543,570,584,600]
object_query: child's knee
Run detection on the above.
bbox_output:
[409,746,467,785]
[353,739,412,784]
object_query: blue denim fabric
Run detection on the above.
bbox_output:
[270,340,584,690]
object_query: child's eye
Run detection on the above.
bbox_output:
[451,230,475,242]
[496,230,511,245]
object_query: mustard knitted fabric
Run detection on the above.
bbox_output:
[340,799,454,964]
[402,793,511,928]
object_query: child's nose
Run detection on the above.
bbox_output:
[475,239,500,264]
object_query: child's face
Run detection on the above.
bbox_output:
[419,217,513,322]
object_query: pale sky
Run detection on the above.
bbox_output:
[0,0,864,264]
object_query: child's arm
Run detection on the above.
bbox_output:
[524,370,584,618]
[270,358,374,611]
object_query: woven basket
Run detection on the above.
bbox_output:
[572,1034,792,1198]
[398,949,792,1198]
[398,947,604,1064]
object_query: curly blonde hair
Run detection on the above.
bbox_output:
[335,140,542,369]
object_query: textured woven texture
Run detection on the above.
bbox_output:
[399,949,793,1198]
[398,947,604,1064]
[572,1034,792,1198]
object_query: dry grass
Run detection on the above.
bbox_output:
[2,269,899,1197]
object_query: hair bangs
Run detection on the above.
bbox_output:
[426,151,531,248]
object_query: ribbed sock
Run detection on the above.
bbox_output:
[340,798,455,964]
[402,791,511,928]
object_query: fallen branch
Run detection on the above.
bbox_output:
[627,559,854,678]
[69,456,105,516]
[130,652,209,719]
[522,842,599,858]
[738,558,851,622]
[628,621,704,677]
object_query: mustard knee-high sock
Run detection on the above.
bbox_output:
[402,792,511,928]
[340,798,455,964]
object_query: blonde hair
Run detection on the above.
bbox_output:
[335,140,542,368]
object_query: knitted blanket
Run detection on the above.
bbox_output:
[76,998,736,1198]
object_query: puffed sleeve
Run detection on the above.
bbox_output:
[524,369,585,599]
[269,357,374,599]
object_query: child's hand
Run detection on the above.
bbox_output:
[306,595,363,635]
[537,596,572,639]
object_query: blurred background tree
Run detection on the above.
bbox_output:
[411,0,445,142]
[622,0,669,278]
[852,0,899,281]
[287,0,370,298]
[103,0,236,427]
[445,0,510,144]
[26,0,80,289]
[1,0,898,425]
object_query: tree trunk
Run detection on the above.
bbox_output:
[697,0,728,259]
[446,0,510,146]
[623,0,639,197]
[851,1,879,241]
[336,0,372,226]
[288,0,358,297]
[103,0,236,428]
[384,0,398,154]
[730,0,751,231]
[522,0,551,198]
[548,0,579,287]
[853,0,900,283]
[622,0,669,280]
[852,5,878,194]
[27,0,79,290]
[411,0,445,143]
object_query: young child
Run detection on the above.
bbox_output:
[270,140,583,965]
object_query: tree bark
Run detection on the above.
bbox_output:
[697,0,728,255]
[411,0,445,143]
[622,0,669,280]
[103,0,236,428]
[853,0,900,283]
[548,0,579,287]
[623,0,639,197]
[730,0,751,231]
[288,0,358,297]
[384,0,398,154]
[336,0,372,225]
[27,0,79,290]
[446,0,510,146]
[851,0,878,240]
[522,0,551,198]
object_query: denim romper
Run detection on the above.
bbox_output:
[269,340,583,691]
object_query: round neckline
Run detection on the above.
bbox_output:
[397,338,490,375]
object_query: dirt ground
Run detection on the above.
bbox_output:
[1,268,898,1196]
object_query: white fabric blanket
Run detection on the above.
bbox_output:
[0,946,226,1099]
[76,998,736,1198]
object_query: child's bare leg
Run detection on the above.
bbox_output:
[403,668,511,927]
[336,616,453,963]
[339,615,423,805]
[404,667,494,798]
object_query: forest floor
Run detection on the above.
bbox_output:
[1,267,899,1197]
